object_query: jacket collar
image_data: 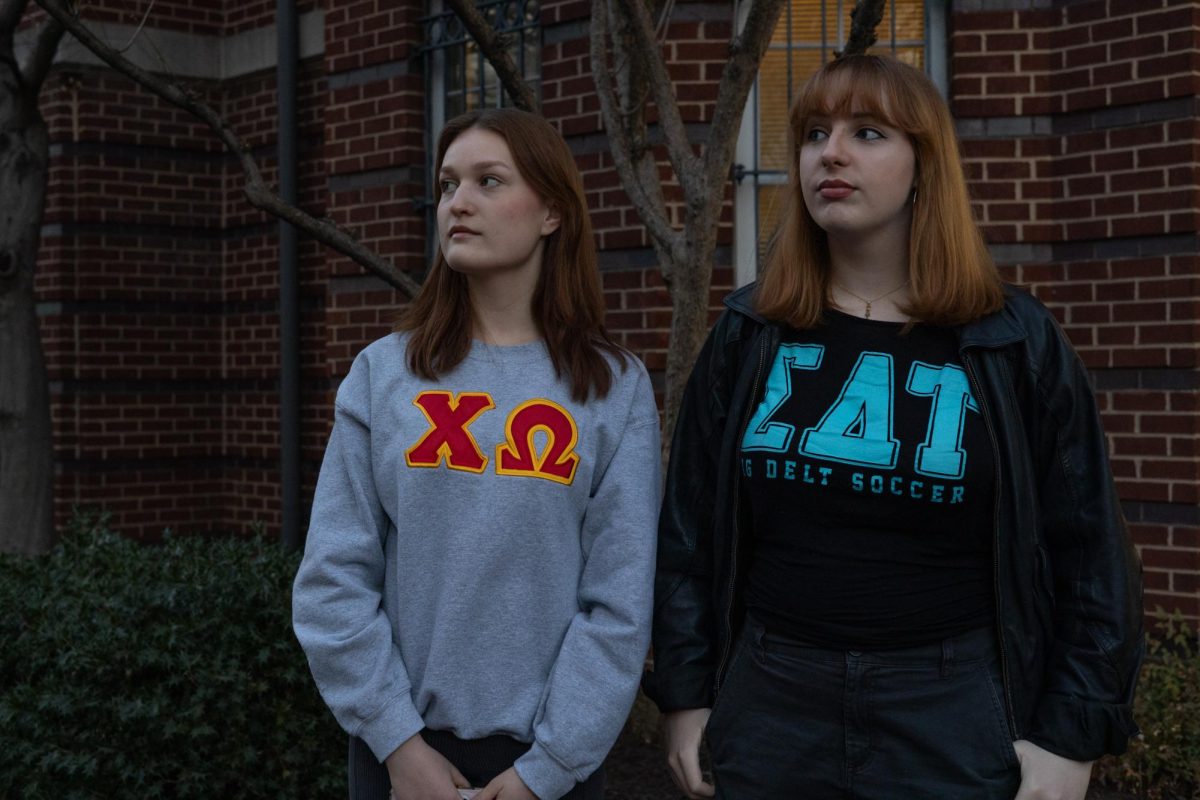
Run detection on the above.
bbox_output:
[723,283,768,325]
[956,285,1030,351]
[724,281,1029,350]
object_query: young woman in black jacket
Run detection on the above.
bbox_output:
[644,55,1143,800]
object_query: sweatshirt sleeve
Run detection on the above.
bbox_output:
[512,368,662,800]
[292,355,425,763]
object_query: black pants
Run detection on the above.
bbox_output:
[348,729,605,800]
[706,618,1022,800]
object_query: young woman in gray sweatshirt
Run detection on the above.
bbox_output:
[293,108,661,800]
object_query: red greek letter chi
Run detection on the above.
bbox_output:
[405,391,496,473]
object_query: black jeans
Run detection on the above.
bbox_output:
[706,618,1021,800]
[348,730,605,800]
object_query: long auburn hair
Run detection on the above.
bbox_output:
[397,108,625,401]
[757,55,1004,328]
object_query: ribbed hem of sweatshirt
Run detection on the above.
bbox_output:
[513,741,579,800]
[358,693,426,763]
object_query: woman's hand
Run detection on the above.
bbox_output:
[664,708,715,799]
[385,733,471,800]
[475,766,537,799]
[1013,739,1093,800]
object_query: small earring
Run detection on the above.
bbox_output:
[911,187,918,203]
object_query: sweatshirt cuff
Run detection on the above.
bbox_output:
[358,692,426,763]
[513,741,580,800]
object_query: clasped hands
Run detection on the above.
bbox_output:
[386,733,538,800]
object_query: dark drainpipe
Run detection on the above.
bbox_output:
[277,0,301,550]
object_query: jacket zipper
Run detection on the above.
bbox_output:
[715,329,769,695]
[963,350,1019,739]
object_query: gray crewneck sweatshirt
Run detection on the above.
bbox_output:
[293,333,661,800]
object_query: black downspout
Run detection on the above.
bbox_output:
[277,0,301,550]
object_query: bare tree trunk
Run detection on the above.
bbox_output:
[661,251,712,441]
[0,7,66,555]
[590,0,787,445]
[0,46,54,554]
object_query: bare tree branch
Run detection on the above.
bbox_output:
[589,0,678,258]
[34,0,421,297]
[604,0,681,262]
[608,0,645,117]
[612,0,701,201]
[20,15,62,95]
[701,0,786,210]
[0,0,29,87]
[114,0,155,53]
[606,0,676,261]
[605,0,682,274]
[653,0,675,39]
[840,0,886,58]
[0,0,30,36]
[443,0,538,112]
[0,47,19,93]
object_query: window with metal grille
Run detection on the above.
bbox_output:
[733,0,945,287]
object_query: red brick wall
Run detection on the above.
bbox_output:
[34,0,335,538]
[217,59,331,532]
[37,64,227,539]
[26,0,1200,623]
[953,0,1200,622]
[320,0,426,374]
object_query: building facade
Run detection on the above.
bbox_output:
[18,0,1200,623]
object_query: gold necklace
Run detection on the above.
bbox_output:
[833,280,910,320]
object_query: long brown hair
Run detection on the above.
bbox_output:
[397,108,625,401]
[757,55,1004,328]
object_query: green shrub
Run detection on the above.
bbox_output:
[1094,611,1200,800]
[0,511,344,799]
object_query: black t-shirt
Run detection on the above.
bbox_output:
[741,310,994,649]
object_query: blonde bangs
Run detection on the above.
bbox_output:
[790,58,912,139]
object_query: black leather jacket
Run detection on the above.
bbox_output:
[643,283,1144,761]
